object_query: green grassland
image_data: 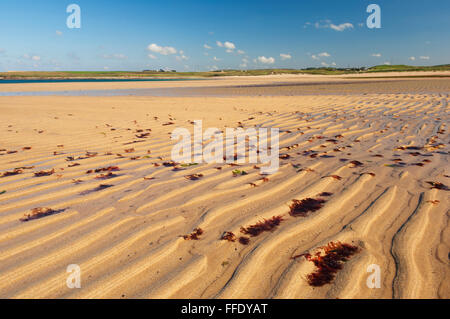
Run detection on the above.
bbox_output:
[1,65,449,79]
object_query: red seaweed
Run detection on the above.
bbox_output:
[20,207,65,222]
[238,236,250,245]
[426,181,449,191]
[289,198,326,217]
[1,168,23,177]
[34,169,55,177]
[183,228,204,240]
[298,241,360,287]
[221,231,237,242]
[240,215,284,237]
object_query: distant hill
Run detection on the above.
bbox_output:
[1,65,449,79]
[367,64,450,72]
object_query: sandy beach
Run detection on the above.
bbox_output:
[0,75,449,299]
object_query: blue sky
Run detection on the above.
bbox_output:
[0,0,449,71]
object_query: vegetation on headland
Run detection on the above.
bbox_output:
[0,65,449,79]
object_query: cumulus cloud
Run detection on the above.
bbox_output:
[203,44,212,49]
[308,20,354,32]
[257,56,275,64]
[148,54,157,59]
[217,40,238,53]
[213,56,221,61]
[409,56,416,61]
[148,43,177,55]
[280,53,292,60]
[223,41,235,50]
[371,53,382,57]
[311,52,330,60]
[419,56,430,60]
[329,23,354,31]
[237,50,245,55]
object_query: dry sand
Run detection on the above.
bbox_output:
[0,75,449,299]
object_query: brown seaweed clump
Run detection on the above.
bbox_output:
[86,166,120,174]
[20,207,64,222]
[295,241,360,287]
[238,236,250,245]
[289,198,326,217]
[240,215,284,237]
[1,168,23,177]
[183,228,204,240]
[426,181,449,191]
[34,169,55,177]
[185,174,203,181]
[221,231,237,242]
[349,160,363,168]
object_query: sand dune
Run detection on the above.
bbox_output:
[0,78,449,299]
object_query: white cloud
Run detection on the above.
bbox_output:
[371,53,382,57]
[217,41,237,53]
[257,56,275,64]
[280,53,292,60]
[321,62,329,67]
[148,54,157,59]
[409,56,416,61]
[147,43,177,55]
[419,56,430,60]
[213,56,221,61]
[310,20,354,32]
[204,44,212,49]
[329,23,354,31]
[237,50,245,55]
[223,41,235,50]
[384,62,391,65]
[56,30,62,36]
[311,52,330,61]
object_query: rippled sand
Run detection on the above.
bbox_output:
[0,76,449,298]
